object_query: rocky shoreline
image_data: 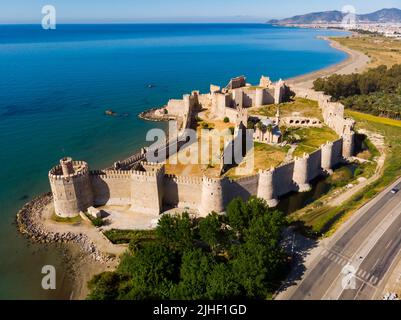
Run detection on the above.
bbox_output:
[138,107,175,122]
[16,193,113,264]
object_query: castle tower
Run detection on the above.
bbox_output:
[130,162,165,215]
[49,158,94,218]
[257,168,279,207]
[274,79,286,104]
[293,154,312,192]
[259,75,272,88]
[255,88,264,108]
[60,157,74,176]
[199,177,224,217]
[321,142,334,174]
[342,132,355,160]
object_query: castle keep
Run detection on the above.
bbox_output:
[49,76,356,218]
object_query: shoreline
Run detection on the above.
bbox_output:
[15,33,371,301]
[16,193,123,300]
[286,36,370,89]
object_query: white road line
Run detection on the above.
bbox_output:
[385,240,393,249]
[278,178,401,300]
[372,258,381,270]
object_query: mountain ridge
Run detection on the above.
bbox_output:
[268,8,401,25]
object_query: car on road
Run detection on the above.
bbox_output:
[390,188,399,194]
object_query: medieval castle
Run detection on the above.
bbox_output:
[49,76,355,219]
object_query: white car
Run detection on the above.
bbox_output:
[391,188,399,194]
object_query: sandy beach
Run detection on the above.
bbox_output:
[286,36,370,89]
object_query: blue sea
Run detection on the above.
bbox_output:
[0,24,348,299]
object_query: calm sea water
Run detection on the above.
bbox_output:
[0,24,347,299]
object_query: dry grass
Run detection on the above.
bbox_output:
[249,98,322,120]
[253,142,287,171]
[224,142,287,178]
[333,35,401,68]
[165,119,234,178]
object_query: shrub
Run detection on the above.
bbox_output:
[91,217,104,227]
[104,229,156,244]
[223,117,230,123]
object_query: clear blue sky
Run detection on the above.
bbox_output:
[1,0,400,23]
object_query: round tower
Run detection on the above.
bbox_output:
[49,158,93,218]
[255,88,264,108]
[342,132,355,160]
[199,177,224,217]
[321,142,334,174]
[293,154,312,192]
[257,169,279,207]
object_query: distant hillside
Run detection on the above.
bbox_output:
[268,8,401,25]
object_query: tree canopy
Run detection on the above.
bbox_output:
[87,197,288,300]
[313,64,401,119]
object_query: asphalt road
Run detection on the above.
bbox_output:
[285,178,401,300]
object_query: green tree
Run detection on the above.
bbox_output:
[174,249,215,299]
[198,212,230,253]
[87,272,126,300]
[156,212,194,252]
[226,197,249,234]
[118,242,178,299]
[206,263,242,299]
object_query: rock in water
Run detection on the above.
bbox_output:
[104,110,117,116]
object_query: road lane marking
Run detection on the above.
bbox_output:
[385,240,393,249]
[372,258,381,270]
[282,179,401,300]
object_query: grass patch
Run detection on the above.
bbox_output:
[51,213,81,224]
[347,110,401,128]
[103,229,156,244]
[285,126,338,157]
[224,142,288,178]
[250,98,322,120]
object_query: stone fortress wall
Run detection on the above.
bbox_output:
[49,78,356,218]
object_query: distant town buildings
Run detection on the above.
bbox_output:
[288,23,401,39]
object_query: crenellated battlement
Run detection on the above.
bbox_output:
[90,170,132,179]
[229,174,259,184]
[49,161,90,181]
[49,159,93,218]
[48,78,357,219]
[164,174,203,185]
